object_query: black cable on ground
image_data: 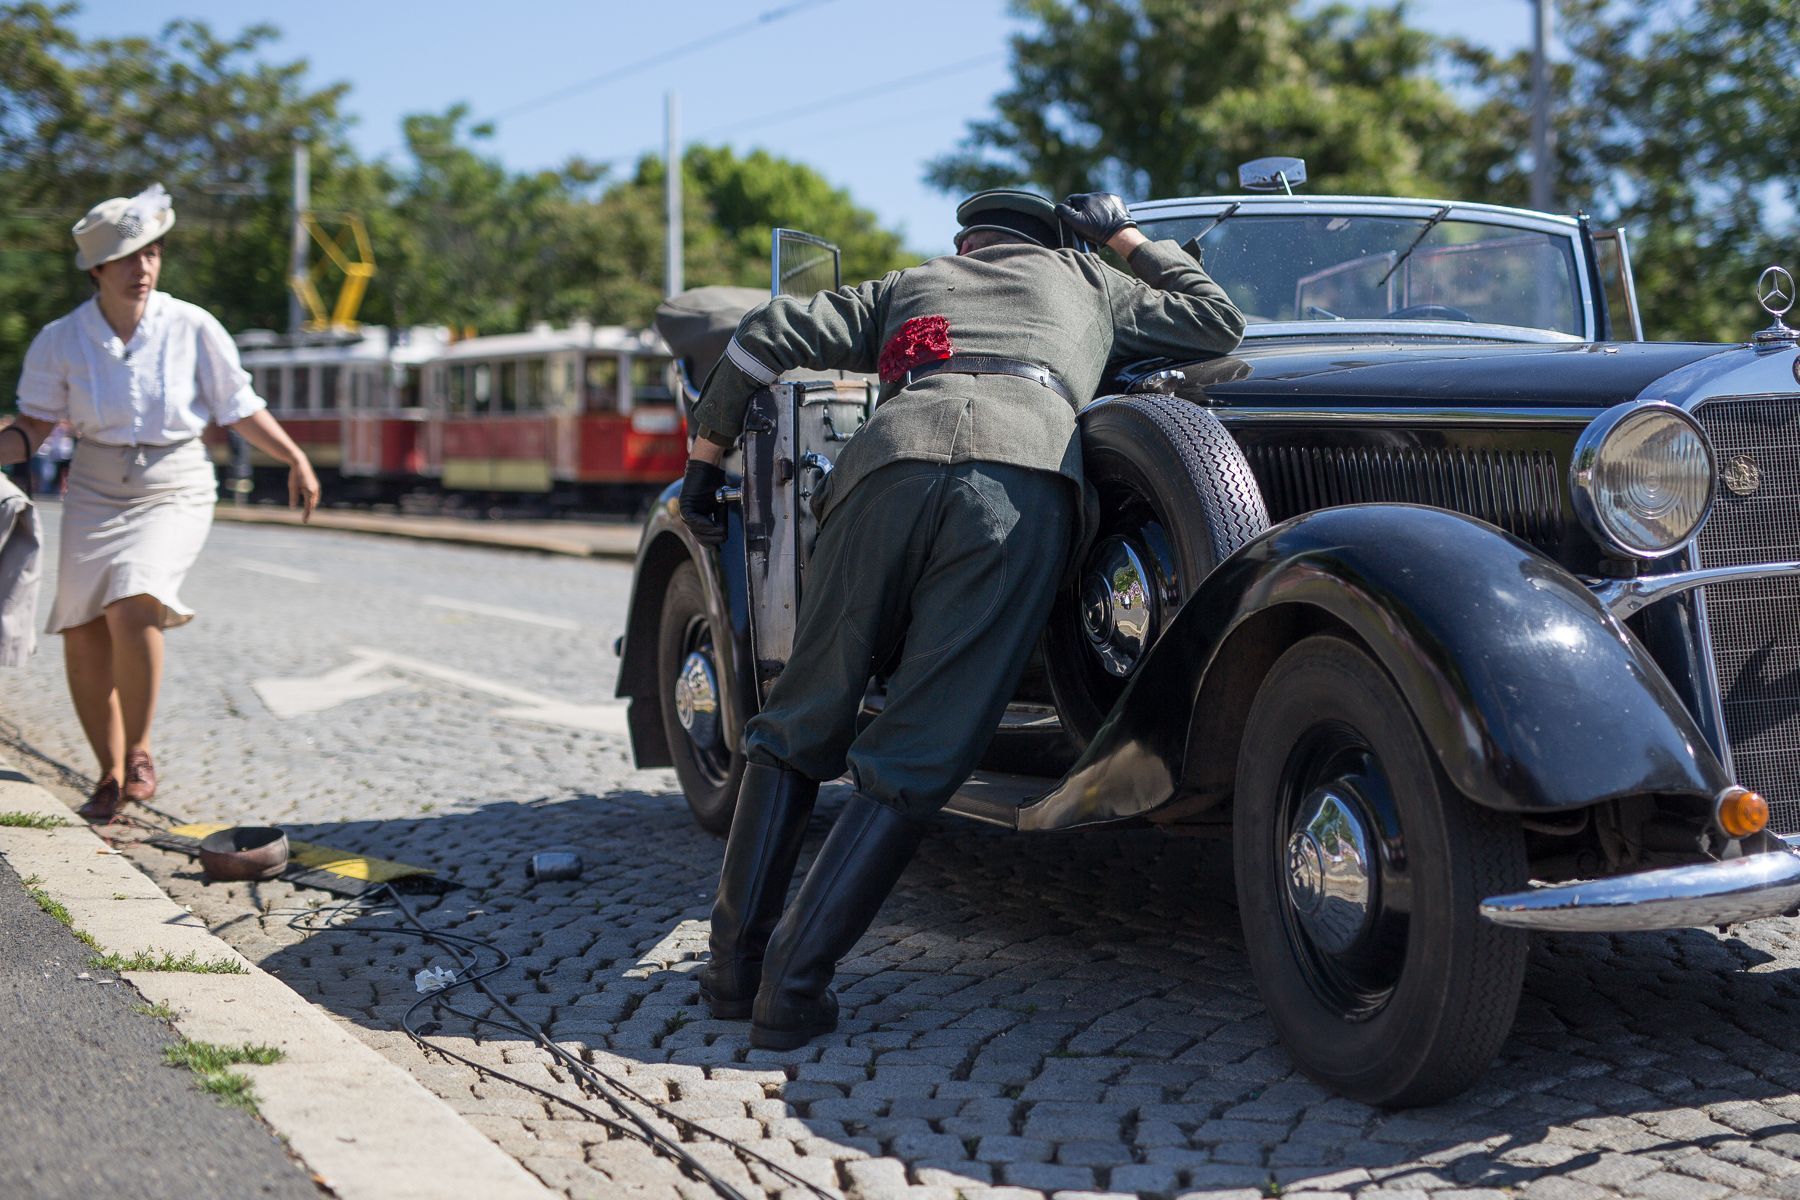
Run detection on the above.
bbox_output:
[289,885,842,1200]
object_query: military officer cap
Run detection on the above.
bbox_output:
[955,188,1062,250]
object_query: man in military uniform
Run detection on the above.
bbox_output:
[678,190,1244,1050]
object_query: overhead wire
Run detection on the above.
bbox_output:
[694,51,1003,141]
[484,0,843,124]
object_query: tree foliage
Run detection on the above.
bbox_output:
[0,3,915,406]
[931,0,1798,341]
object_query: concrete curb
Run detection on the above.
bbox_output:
[211,505,641,561]
[0,757,553,1200]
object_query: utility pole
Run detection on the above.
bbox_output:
[288,139,310,334]
[665,91,683,298]
[1530,0,1553,212]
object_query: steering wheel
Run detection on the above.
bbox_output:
[1386,303,1474,322]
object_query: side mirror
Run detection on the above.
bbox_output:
[1239,156,1307,194]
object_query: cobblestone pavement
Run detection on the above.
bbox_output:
[10,507,1800,1199]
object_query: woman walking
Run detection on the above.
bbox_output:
[0,184,320,821]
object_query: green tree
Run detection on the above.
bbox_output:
[927,0,1497,201]
[1449,0,1800,340]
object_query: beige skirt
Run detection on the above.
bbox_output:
[47,439,216,633]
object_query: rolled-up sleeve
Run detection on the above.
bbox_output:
[15,326,68,423]
[193,311,265,426]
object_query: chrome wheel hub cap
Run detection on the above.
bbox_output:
[1080,536,1159,678]
[1285,788,1375,956]
[674,651,721,752]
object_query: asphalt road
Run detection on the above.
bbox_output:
[0,855,320,1200]
[11,506,1800,1199]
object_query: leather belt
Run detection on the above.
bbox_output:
[901,355,1075,405]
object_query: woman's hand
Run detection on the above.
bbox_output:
[289,456,321,522]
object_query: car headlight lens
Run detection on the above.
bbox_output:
[1571,402,1716,558]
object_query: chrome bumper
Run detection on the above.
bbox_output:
[1480,847,1800,932]
[1593,559,1800,618]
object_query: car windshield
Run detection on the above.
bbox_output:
[1136,212,1584,336]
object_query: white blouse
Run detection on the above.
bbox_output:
[16,291,266,446]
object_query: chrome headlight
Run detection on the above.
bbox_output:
[1571,402,1716,558]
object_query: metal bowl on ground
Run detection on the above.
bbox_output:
[198,826,290,882]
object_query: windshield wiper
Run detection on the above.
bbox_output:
[1190,201,1243,244]
[1375,205,1452,289]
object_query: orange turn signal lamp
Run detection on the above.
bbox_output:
[1716,786,1769,839]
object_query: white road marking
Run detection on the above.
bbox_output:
[252,656,411,719]
[225,557,322,584]
[421,595,580,632]
[626,919,710,978]
[253,647,627,734]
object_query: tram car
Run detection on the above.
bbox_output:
[220,321,689,508]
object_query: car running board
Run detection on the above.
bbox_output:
[943,771,1052,829]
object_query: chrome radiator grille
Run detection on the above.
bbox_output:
[1244,445,1564,550]
[1693,395,1800,836]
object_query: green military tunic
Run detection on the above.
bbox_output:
[691,237,1243,817]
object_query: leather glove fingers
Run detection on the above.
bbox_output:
[1057,192,1137,246]
[678,459,730,546]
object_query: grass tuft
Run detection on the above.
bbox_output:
[163,1039,284,1115]
[0,811,69,828]
[26,885,100,948]
[92,950,248,975]
[134,1001,178,1021]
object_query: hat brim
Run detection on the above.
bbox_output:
[76,208,176,271]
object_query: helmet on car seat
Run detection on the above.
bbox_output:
[955,189,1063,251]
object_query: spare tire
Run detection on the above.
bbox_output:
[1044,393,1268,748]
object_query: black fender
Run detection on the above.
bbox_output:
[1024,503,1730,830]
[613,480,756,766]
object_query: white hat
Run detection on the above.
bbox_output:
[72,183,176,271]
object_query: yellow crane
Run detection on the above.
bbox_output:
[289,211,375,332]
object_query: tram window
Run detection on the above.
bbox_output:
[525,359,545,411]
[251,367,271,405]
[292,365,312,413]
[400,367,421,410]
[472,363,492,414]
[585,357,620,413]
[447,366,466,413]
[319,365,340,411]
[496,361,517,413]
[632,356,677,405]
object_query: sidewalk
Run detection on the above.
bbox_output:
[0,756,553,1200]
[211,504,643,559]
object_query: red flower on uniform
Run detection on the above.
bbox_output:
[878,315,954,382]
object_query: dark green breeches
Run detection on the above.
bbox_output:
[743,459,1075,819]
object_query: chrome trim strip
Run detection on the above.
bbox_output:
[1241,320,1584,343]
[1591,560,1800,618]
[1204,406,1604,425]
[1130,195,1584,233]
[1687,565,1736,777]
[1480,848,1800,931]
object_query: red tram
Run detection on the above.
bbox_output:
[218,322,689,508]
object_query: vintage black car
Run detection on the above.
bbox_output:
[615,164,1800,1107]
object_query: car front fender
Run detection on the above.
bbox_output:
[614,481,755,765]
[1026,503,1729,830]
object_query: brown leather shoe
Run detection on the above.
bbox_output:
[123,750,156,804]
[77,777,125,823]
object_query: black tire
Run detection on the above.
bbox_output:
[1045,394,1268,746]
[656,561,745,834]
[1234,635,1528,1107]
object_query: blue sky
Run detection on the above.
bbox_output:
[69,0,1535,255]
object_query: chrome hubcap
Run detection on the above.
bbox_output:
[1080,536,1160,677]
[1285,787,1375,956]
[674,651,721,752]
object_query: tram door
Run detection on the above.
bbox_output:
[740,229,873,695]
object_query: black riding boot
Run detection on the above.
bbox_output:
[751,793,924,1050]
[699,762,819,1019]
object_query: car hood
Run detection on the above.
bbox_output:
[1164,338,1735,410]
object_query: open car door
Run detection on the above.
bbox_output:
[739,229,874,696]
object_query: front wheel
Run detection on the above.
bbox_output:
[656,561,745,834]
[1234,635,1528,1107]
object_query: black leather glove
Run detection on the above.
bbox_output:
[678,459,730,546]
[1057,192,1137,246]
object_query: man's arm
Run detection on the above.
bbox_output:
[687,277,890,448]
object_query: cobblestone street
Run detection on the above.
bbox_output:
[10,509,1800,1200]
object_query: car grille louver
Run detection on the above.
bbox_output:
[1245,445,1565,550]
[1693,396,1800,837]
